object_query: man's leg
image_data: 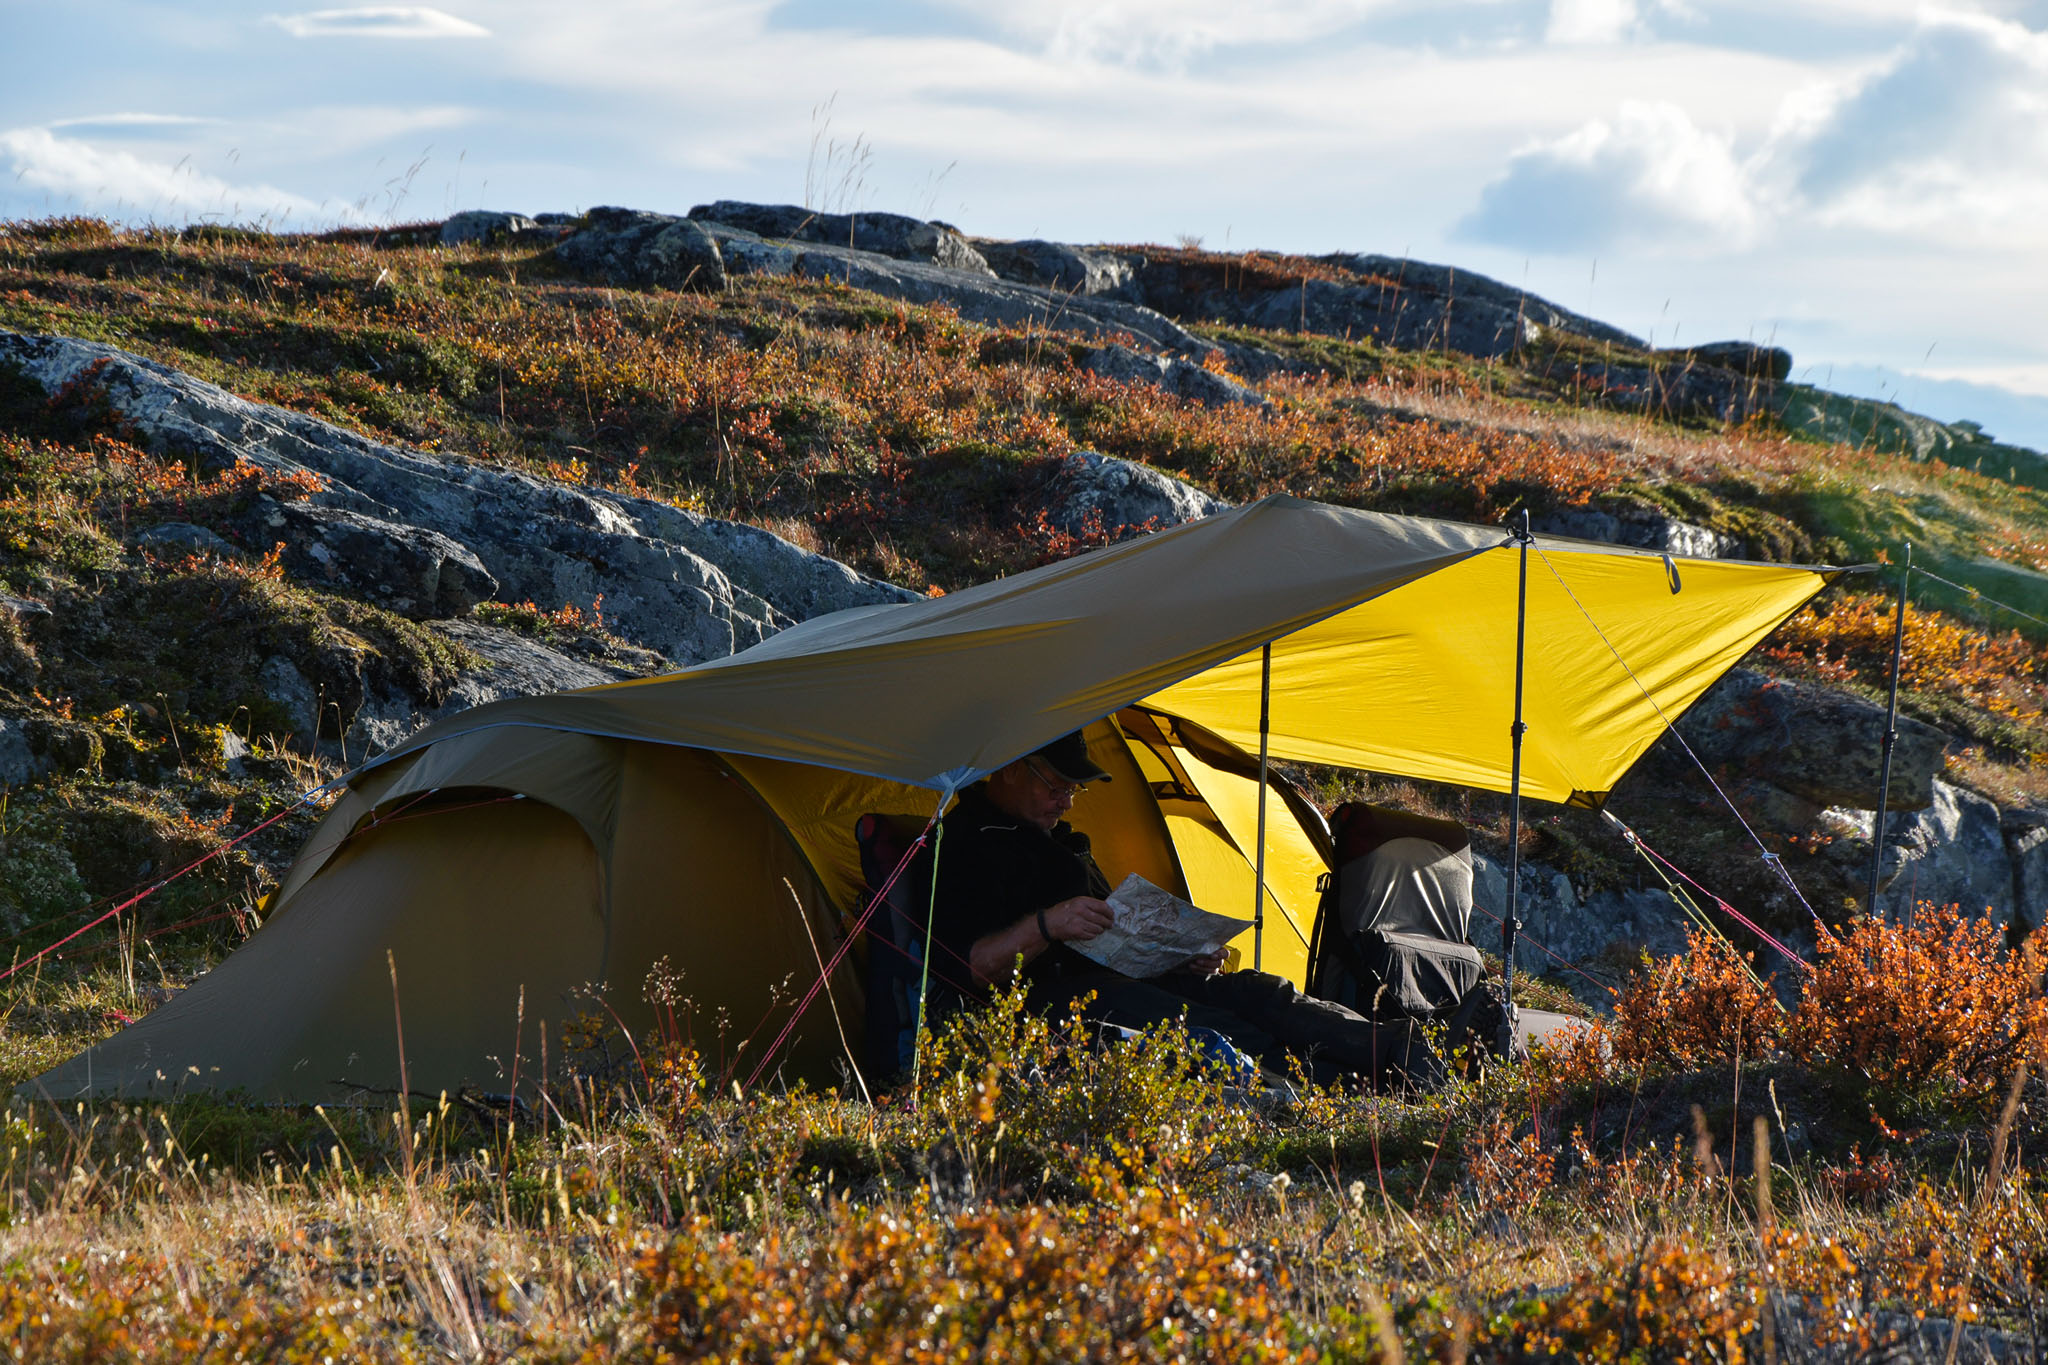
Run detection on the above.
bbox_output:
[1034,966,1284,1069]
[1163,970,1444,1090]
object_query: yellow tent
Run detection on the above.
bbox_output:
[31,497,1841,1101]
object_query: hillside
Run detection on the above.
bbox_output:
[0,206,2046,1358]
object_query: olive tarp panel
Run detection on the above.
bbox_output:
[602,743,857,1083]
[29,798,604,1101]
[360,497,1835,803]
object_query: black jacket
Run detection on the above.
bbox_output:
[927,783,1112,999]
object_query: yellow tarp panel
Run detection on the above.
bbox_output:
[364,497,1835,805]
[1146,536,1830,805]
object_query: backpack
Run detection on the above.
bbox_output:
[1306,803,1486,1025]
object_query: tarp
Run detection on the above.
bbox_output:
[364,495,1840,805]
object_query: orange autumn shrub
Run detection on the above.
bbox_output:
[592,1184,1308,1363]
[1788,905,2048,1107]
[1608,929,1785,1069]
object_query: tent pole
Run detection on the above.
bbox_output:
[1867,543,1911,917]
[1254,643,1272,971]
[1500,511,1533,1057]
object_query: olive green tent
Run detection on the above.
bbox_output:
[31,497,1840,1101]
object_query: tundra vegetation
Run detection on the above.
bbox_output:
[0,214,2043,1358]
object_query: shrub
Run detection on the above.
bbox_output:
[1608,929,1785,1070]
[1788,905,2048,1109]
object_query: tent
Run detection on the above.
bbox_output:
[32,496,1841,1101]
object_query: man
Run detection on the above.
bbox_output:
[927,731,1442,1090]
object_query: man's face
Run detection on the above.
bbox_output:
[985,757,1088,832]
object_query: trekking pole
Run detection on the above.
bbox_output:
[1500,510,1532,1057]
[1253,642,1272,971]
[1866,543,1911,917]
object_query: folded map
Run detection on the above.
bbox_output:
[1068,874,1256,978]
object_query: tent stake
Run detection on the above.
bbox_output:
[1867,543,1911,917]
[1500,511,1533,1056]
[1253,643,1272,971]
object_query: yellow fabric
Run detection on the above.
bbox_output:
[367,497,1834,804]
[1162,747,1318,984]
[1145,535,1830,805]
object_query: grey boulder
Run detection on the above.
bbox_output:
[440,211,542,247]
[554,208,727,291]
[1534,506,1743,560]
[134,521,239,561]
[2004,809,2048,932]
[689,201,993,276]
[1669,341,1794,383]
[1041,451,1230,542]
[1079,344,1269,411]
[977,239,1136,296]
[1875,780,2015,923]
[248,498,499,619]
[1673,669,1949,811]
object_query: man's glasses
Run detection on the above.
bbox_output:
[1023,757,1087,799]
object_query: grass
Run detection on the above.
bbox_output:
[2,212,2047,1356]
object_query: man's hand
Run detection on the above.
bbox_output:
[1042,895,1114,942]
[1177,947,1228,977]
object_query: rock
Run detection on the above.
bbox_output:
[1672,669,1949,811]
[0,593,53,629]
[688,201,993,276]
[1330,255,1647,351]
[247,498,497,619]
[340,619,624,760]
[1666,340,1793,383]
[977,239,1135,296]
[554,208,727,291]
[258,655,318,740]
[1472,850,1698,987]
[1875,780,2014,923]
[2001,809,2048,932]
[1079,344,1269,411]
[439,211,541,247]
[135,521,237,561]
[0,332,919,666]
[0,715,47,788]
[219,728,250,778]
[1042,451,1231,541]
[682,217,1211,354]
[1552,358,1778,424]
[1534,506,1743,560]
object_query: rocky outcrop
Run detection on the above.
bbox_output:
[248,498,498,620]
[440,211,541,247]
[976,239,1136,297]
[1671,669,1949,812]
[1874,780,2016,924]
[1079,344,1269,410]
[553,208,727,291]
[1664,341,1793,383]
[1041,451,1231,542]
[1546,358,1779,424]
[0,331,919,667]
[134,522,236,561]
[1330,256,1645,351]
[1534,506,1743,560]
[1472,853,1703,980]
[688,201,993,275]
[2005,810,2048,932]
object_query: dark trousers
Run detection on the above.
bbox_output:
[1033,963,1442,1090]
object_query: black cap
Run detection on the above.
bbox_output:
[1030,731,1112,785]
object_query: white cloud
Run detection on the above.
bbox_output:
[0,127,368,225]
[267,6,489,39]
[1547,0,1640,44]
[928,0,1394,66]
[1761,10,2048,240]
[48,113,223,131]
[1456,101,1758,252]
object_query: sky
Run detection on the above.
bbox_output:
[8,0,2048,448]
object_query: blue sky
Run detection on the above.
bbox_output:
[8,0,2048,447]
